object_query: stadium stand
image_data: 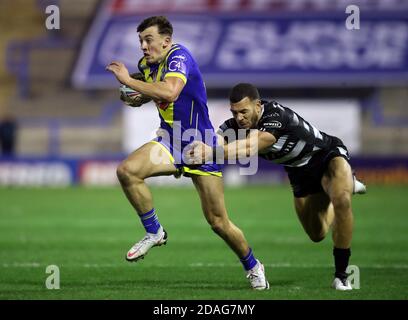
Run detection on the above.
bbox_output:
[3,0,121,156]
[1,0,407,184]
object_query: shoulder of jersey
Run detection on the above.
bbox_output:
[261,101,284,120]
[167,44,188,58]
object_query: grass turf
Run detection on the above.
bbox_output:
[0,184,407,300]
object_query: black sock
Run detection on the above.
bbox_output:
[333,247,351,280]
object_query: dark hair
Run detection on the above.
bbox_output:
[137,16,173,36]
[229,83,260,103]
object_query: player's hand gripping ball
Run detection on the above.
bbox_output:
[119,73,152,107]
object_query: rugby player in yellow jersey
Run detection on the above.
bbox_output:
[106,16,269,290]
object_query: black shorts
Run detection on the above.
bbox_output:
[284,136,350,198]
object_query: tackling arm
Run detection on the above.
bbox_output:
[188,130,276,164]
[221,130,277,160]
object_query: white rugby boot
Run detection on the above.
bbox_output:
[126,226,167,262]
[332,277,353,291]
[352,175,367,195]
[246,260,270,290]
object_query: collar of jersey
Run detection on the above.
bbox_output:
[146,44,178,67]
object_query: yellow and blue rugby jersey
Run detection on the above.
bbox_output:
[138,44,217,148]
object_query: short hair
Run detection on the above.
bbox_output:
[229,83,260,103]
[137,16,173,37]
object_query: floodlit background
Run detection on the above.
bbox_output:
[0,0,407,299]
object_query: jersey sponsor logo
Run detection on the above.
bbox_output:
[171,54,187,61]
[263,112,280,119]
[168,59,187,73]
[263,121,282,128]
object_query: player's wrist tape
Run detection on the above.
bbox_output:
[212,145,225,164]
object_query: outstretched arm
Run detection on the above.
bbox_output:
[187,130,276,164]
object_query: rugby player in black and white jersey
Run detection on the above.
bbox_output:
[186,83,366,291]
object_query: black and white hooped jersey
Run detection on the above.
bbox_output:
[218,100,339,168]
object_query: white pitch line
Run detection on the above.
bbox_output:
[189,262,408,269]
[2,262,41,268]
[2,262,408,269]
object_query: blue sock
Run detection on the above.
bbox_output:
[139,208,161,234]
[240,248,258,271]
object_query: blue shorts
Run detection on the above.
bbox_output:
[151,137,223,178]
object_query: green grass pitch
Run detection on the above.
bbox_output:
[0,184,407,299]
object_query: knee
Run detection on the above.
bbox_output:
[208,216,229,235]
[308,232,325,243]
[331,192,352,213]
[116,161,143,185]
